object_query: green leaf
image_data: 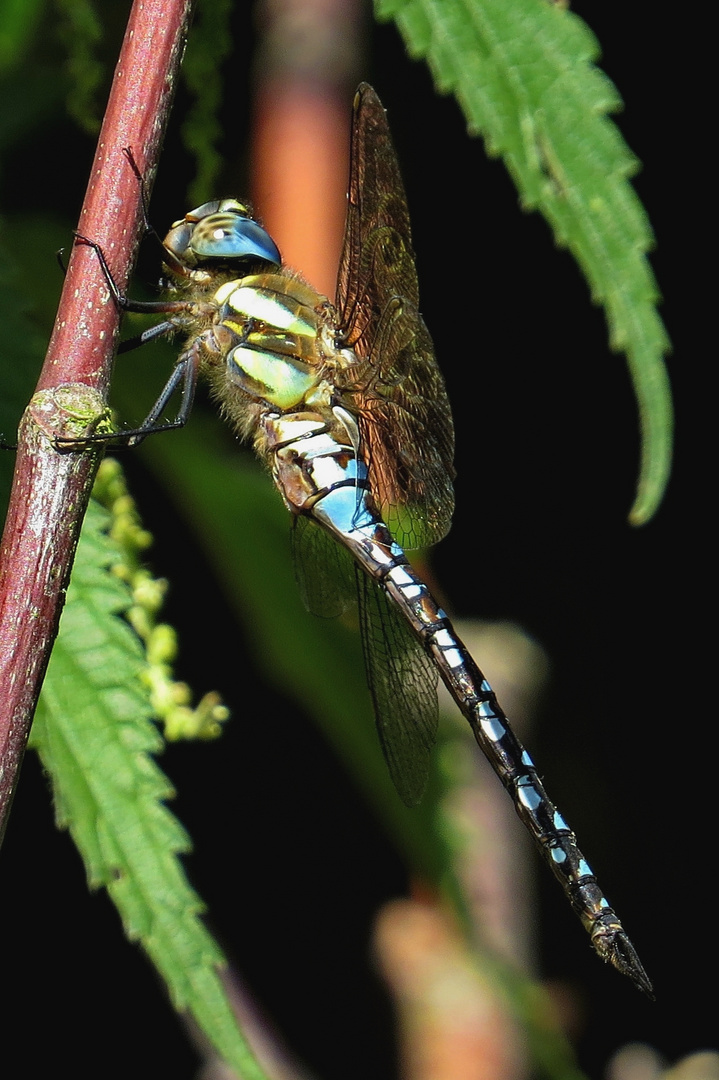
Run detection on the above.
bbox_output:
[30,494,270,1080]
[376,0,672,523]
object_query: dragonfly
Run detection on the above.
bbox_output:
[74,83,652,996]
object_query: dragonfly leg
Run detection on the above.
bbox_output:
[74,232,195,317]
[116,318,192,355]
[55,340,201,451]
[121,147,154,239]
[120,147,189,276]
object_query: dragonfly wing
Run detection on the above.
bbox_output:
[356,566,438,806]
[337,86,416,325]
[291,515,356,618]
[344,297,454,549]
[295,516,437,804]
[335,83,455,550]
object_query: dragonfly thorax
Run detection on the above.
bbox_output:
[210,272,345,413]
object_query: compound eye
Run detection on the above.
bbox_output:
[184,200,224,222]
[216,198,251,216]
[163,219,194,260]
[190,214,281,266]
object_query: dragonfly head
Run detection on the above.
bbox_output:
[163,199,281,282]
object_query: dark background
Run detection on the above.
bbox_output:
[0,3,710,1078]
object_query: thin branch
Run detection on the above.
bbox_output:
[0,0,195,844]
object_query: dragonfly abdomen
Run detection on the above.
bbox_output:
[385,571,652,992]
[267,417,652,995]
[380,560,652,992]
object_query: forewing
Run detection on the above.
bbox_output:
[357,568,438,807]
[335,83,455,549]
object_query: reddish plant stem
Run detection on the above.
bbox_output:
[0,0,195,843]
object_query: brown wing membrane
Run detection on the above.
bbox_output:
[335,83,455,550]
